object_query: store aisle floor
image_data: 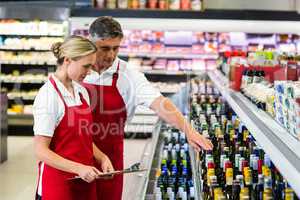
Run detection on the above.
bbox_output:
[0,136,151,200]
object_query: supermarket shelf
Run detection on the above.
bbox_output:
[0,34,64,37]
[119,52,218,59]
[0,63,55,67]
[208,70,300,196]
[71,8,300,21]
[0,3,70,21]
[1,81,45,84]
[142,70,204,76]
[8,114,33,126]
[72,16,300,33]
[134,107,156,115]
[160,91,177,95]
[129,115,159,125]
[0,61,56,66]
[7,97,35,101]
[0,48,50,52]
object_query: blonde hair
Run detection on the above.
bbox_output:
[51,35,97,65]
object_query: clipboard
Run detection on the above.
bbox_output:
[68,162,147,180]
[68,169,148,180]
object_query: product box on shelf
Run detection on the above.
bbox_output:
[274,81,300,139]
[230,65,282,91]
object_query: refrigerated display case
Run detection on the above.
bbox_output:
[138,74,300,199]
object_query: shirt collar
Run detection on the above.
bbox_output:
[88,57,120,78]
[102,57,120,75]
[51,75,81,98]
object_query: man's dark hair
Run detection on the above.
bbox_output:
[89,16,124,40]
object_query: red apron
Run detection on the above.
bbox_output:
[36,76,97,200]
[83,61,127,200]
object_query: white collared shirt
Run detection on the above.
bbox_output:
[33,75,90,137]
[83,57,161,121]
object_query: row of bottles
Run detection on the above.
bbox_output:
[154,129,195,200]
[190,80,298,200]
[94,0,202,10]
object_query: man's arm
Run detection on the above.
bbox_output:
[150,96,213,151]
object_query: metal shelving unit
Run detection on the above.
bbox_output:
[208,70,300,197]
[0,4,69,131]
[119,52,218,60]
[142,70,204,76]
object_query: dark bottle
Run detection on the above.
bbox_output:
[253,174,264,200]
[232,179,241,200]
[246,70,254,85]
[241,69,249,89]
[224,165,233,199]
[263,177,274,200]
[253,70,261,83]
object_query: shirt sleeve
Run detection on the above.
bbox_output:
[33,84,59,137]
[128,68,162,108]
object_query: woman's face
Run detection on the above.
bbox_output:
[67,53,96,82]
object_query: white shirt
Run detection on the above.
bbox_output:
[83,57,161,121]
[33,75,90,137]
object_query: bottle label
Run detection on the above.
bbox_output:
[226,168,233,186]
[285,192,294,200]
[244,171,252,185]
[207,169,215,186]
[243,130,249,142]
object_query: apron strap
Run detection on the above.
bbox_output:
[49,76,68,108]
[78,92,88,106]
[112,61,121,87]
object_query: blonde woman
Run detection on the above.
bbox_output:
[33,36,114,200]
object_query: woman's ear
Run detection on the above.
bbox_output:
[63,57,71,66]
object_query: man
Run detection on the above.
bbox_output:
[83,16,213,200]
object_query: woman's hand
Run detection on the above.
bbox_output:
[75,164,102,183]
[96,154,114,173]
[93,143,114,173]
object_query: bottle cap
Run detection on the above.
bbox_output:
[235,154,241,168]
[224,161,232,169]
[258,159,263,174]
[208,162,215,169]
[223,158,230,172]
[175,144,180,151]
[252,157,258,170]
[264,154,271,167]
[189,187,195,197]
[167,187,173,194]
[220,155,226,168]
[178,187,184,195]
[242,160,249,171]
[155,186,161,193]
[236,174,244,182]
[239,157,245,172]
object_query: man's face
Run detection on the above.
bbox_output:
[94,37,122,72]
